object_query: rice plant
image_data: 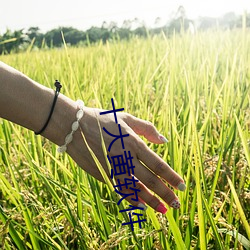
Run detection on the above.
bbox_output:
[0,29,249,249]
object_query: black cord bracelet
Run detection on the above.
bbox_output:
[35,80,62,135]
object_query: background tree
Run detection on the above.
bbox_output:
[0,29,29,53]
[1,11,250,54]
[27,27,43,47]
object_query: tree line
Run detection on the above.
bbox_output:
[0,11,249,54]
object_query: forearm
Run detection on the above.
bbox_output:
[0,61,77,145]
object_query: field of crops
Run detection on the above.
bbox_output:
[0,30,250,249]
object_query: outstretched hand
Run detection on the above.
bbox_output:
[66,107,186,213]
[0,62,185,214]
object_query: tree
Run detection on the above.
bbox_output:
[0,29,29,54]
[27,27,43,47]
[45,27,85,47]
[154,17,162,28]
[168,5,194,34]
[108,21,118,33]
[122,19,132,30]
[220,12,237,29]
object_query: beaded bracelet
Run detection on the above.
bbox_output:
[57,100,85,153]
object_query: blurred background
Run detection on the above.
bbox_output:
[0,0,249,53]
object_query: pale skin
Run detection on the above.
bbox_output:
[0,61,186,214]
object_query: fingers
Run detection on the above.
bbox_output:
[137,143,186,191]
[132,158,181,206]
[122,114,182,188]
[124,114,168,144]
[112,157,182,212]
[113,175,168,214]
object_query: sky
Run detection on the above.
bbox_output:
[0,0,249,34]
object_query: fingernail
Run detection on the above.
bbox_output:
[177,182,186,191]
[156,203,168,214]
[170,199,180,209]
[158,134,168,143]
[138,203,147,211]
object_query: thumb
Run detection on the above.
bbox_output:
[124,114,168,144]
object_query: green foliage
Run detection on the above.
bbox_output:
[0,30,250,249]
[1,12,250,54]
[45,27,86,47]
[0,29,29,54]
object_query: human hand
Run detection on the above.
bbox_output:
[66,106,186,214]
[0,62,185,213]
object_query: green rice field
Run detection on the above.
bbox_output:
[0,29,250,249]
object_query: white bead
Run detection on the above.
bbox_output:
[72,121,79,131]
[65,133,73,144]
[57,145,67,153]
[76,109,84,120]
[76,100,84,108]
[57,100,85,154]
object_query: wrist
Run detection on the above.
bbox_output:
[42,93,79,146]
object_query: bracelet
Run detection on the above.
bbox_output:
[57,100,85,153]
[35,80,62,135]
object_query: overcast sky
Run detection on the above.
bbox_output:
[0,0,249,34]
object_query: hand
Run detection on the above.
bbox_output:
[0,62,185,213]
[66,106,186,213]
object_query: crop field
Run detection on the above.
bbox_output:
[0,30,249,249]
